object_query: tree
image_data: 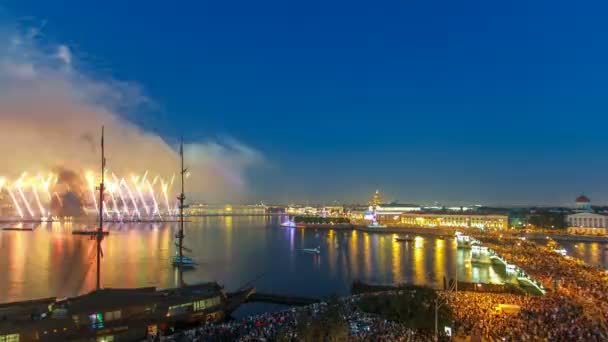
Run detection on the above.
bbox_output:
[295,294,348,342]
[357,285,452,332]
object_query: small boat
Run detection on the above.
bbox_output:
[72,230,110,236]
[554,248,567,256]
[2,227,34,231]
[395,235,413,242]
[172,255,197,268]
[300,246,321,254]
[280,220,304,228]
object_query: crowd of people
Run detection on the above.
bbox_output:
[160,294,436,341]
[441,290,606,341]
[467,233,608,340]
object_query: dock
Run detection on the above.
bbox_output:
[247,293,320,306]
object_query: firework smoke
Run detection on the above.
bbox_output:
[0,24,262,205]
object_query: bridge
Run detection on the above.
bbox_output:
[247,293,321,306]
[460,233,547,295]
[489,254,507,266]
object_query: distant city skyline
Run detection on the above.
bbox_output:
[3,1,608,205]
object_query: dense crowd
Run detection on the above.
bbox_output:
[159,294,436,342]
[441,291,606,341]
[467,232,608,340]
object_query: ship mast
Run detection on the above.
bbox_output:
[96,126,105,290]
[177,138,186,274]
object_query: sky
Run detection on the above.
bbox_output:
[2,0,608,206]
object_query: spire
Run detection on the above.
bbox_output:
[370,189,382,207]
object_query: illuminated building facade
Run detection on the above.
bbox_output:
[567,212,608,235]
[396,213,508,230]
[566,195,607,235]
[185,204,266,215]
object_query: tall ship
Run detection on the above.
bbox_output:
[0,283,252,341]
[0,128,253,341]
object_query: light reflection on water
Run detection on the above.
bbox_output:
[552,240,608,269]
[0,216,538,304]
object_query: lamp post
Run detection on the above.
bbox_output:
[435,298,439,341]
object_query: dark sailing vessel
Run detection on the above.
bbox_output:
[0,129,254,341]
[0,283,252,341]
[172,138,197,269]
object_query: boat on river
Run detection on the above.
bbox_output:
[300,247,321,254]
[172,255,198,268]
[395,235,413,242]
[0,283,254,341]
[280,220,304,228]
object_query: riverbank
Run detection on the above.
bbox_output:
[523,232,608,243]
[295,223,457,236]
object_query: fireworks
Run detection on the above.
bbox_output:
[0,170,179,220]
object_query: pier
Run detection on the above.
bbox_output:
[247,293,321,306]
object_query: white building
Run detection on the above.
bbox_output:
[567,196,607,235]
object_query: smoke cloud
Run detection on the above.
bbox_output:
[0,26,262,203]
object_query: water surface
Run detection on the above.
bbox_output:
[0,216,532,306]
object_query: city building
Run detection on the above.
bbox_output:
[566,195,605,234]
[374,203,422,221]
[566,195,608,235]
[396,212,509,230]
[575,194,592,212]
[566,212,608,235]
[185,204,266,216]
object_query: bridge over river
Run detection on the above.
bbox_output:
[464,236,546,295]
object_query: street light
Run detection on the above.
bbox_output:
[434,296,452,342]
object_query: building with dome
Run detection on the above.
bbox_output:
[575,195,592,212]
[567,195,608,236]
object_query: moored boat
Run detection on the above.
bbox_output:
[395,235,413,242]
[300,246,321,254]
[0,283,254,341]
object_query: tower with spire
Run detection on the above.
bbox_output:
[370,189,382,207]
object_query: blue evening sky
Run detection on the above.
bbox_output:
[5,1,608,205]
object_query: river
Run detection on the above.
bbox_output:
[1,216,603,316]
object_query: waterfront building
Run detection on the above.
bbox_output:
[374,203,422,222]
[566,212,608,235]
[185,204,266,216]
[286,206,316,215]
[396,212,508,230]
[566,195,608,235]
